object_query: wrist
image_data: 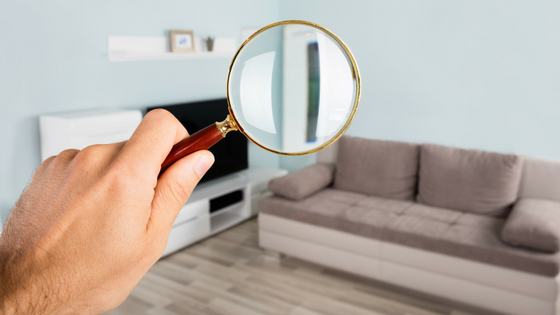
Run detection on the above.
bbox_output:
[0,247,68,315]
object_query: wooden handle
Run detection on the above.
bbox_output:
[159,123,224,176]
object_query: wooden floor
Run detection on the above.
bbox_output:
[106,218,511,315]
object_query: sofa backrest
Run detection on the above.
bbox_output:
[416,143,523,216]
[317,139,339,164]
[332,136,420,201]
[519,156,560,202]
[320,138,560,203]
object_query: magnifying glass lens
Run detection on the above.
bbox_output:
[228,22,359,155]
[160,20,360,175]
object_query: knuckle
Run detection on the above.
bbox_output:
[49,149,79,169]
[37,149,79,177]
[144,108,188,136]
[43,155,57,164]
[145,108,174,122]
[39,155,57,169]
[35,156,56,176]
[72,145,105,168]
[56,148,80,162]
[102,160,144,192]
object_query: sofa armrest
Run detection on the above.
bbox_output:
[501,198,560,252]
[268,163,335,200]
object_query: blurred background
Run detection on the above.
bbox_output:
[1,0,559,225]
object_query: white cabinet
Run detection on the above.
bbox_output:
[38,109,288,258]
[161,167,287,257]
[39,109,142,161]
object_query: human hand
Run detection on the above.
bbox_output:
[0,109,214,314]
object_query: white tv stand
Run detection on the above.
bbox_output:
[161,167,287,257]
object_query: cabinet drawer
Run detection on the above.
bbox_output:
[174,198,209,227]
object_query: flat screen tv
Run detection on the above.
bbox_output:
[147,99,248,183]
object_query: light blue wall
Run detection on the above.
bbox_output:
[3,0,560,223]
[279,0,560,166]
[0,0,280,223]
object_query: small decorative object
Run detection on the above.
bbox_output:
[170,30,195,52]
[203,36,215,52]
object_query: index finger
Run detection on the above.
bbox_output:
[116,109,189,178]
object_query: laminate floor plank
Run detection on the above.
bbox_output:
[188,243,251,265]
[128,284,173,308]
[227,285,297,313]
[291,267,362,290]
[193,262,252,284]
[108,295,150,315]
[334,289,444,315]
[165,300,222,315]
[235,263,362,300]
[228,277,307,306]
[145,307,179,315]
[138,279,207,308]
[289,307,326,315]
[186,246,238,267]
[156,260,233,290]
[208,297,268,315]
[280,256,326,272]
[301,295,389,315]
[106,218,512,315]
[189,281,285,315]
[163,252,199,269]
[295,267,450,314]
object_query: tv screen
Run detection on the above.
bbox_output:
[147,99,248,183]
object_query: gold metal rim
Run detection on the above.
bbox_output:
[226,20,361,156]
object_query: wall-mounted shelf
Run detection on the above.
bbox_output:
[109,51,235,62]
[108,36,237,62]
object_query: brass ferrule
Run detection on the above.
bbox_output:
[215,115,238,137]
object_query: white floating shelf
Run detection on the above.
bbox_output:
[109,51,235,62]
[108,36,237,62]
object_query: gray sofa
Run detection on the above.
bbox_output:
[258,136,560,315]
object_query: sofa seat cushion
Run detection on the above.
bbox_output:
[417,144,523,216]
[334,136,420,201]
[260,192,560,277]
[261,189,412,238]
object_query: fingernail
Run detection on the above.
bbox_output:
[194,153,214,178]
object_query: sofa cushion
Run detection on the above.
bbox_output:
[268,163,335,200]
[417,144,523,216]
[501,199,560,253]
[333,136,419,201]
[260,188,370,235]
[260,193,560,277]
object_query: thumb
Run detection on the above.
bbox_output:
[150,150,214,231]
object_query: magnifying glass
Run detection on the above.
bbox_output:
[160,20,361,174]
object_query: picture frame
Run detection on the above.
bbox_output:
[170,30,195,52]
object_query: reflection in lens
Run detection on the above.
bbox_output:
[307,42,319,143]
[240,51,277,134]
[228,22,357,155]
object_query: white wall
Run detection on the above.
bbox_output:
[279,0,560,169]
[0,0,280,224]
